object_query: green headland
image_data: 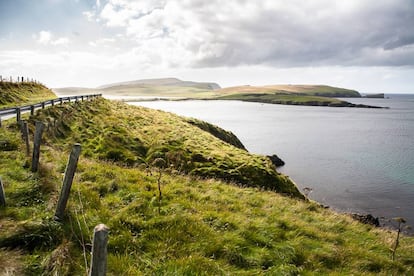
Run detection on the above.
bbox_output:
[54,78,384,108]
[0,83,412,274]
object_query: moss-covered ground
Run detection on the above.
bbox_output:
[0,97,413,274]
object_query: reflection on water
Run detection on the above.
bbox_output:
[130,95,414,232]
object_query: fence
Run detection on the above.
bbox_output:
[0,94,102,123]
[0,75,40,84]
[0,94,108,274]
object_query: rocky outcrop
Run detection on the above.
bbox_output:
[267,154,285,167]
[351,213,380,227]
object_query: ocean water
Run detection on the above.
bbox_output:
[130,95,414,232]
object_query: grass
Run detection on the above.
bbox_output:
[0,87,413,274]
[215,93,346,106]
[0,82,56,109]
[28,98,300,196]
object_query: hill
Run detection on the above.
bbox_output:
[54,79,383,108]
[53,78,220,98]
[0,94,413,274]
[212,85,385,107]
[0,82,56,109]
[216,84,361,98]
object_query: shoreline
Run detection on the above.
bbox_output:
[112,96,387,109]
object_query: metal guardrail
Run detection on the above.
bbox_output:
[0,94,102,122]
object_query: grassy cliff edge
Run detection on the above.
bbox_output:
[0,86,413,274]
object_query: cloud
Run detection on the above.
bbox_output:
[95,0,414,68]
[34,30,70,46]
[36,31,52,45]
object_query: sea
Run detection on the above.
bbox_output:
[129,95,414,233]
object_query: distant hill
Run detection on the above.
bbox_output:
[98,78,221,90]
[53,79,376,107]
[54,78,221,98]
[216,84,361,98]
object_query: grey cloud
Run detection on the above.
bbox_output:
[184,0,414,68]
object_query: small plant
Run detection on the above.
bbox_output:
[152,158,166,214]
[391,217,406,261]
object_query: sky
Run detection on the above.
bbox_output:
[0,0,413,93]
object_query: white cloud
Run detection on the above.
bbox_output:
[36,31,52,45]
[33,31,70,46]
[94,0,414,68]
[51,37,70,46]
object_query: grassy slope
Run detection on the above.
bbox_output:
[0,82,56,109]
[212,85,364,107]
[28,98,299,196]
[1,112,413,274]
[216,85,361,97]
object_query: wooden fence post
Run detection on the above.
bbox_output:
[21,120,30,156]
[16,108,21,122]
[54,143,81,221]
[31,121,44,172]
[0,177,6,207]
[89,224,109,276]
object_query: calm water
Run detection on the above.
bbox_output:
[130,95,414,232]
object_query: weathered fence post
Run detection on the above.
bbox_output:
[31,121,44,172]
[54,143,81,221]
[30,105,35,116]
[0,177,6,207]
[16,108,21,122]
[89,224,109,276]
[21,120,30,156]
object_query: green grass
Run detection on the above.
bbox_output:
[215,93,346,106]
[28,98,300,196]
[0,82,56,109]
[0,95,413,274]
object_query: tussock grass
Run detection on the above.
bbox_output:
[0,82,56,108]
[0,97,413,274]
[30,98,301,196]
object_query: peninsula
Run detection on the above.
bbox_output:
[54,78,384,108]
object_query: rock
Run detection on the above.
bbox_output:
[351,213,380,227]
[267,154,285,167]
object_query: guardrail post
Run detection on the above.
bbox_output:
[16,108,21,122]
[51,99,55,106]
[54,143,81,221]
[89,224,109,276]
[30,105,35,116]
[31,121,44,172]
[0,177,6,207]
[81,96,84,101]
[41,102,45,109]
[0,117,2,128]
[60,98,63,105]
[21,120,30,156]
